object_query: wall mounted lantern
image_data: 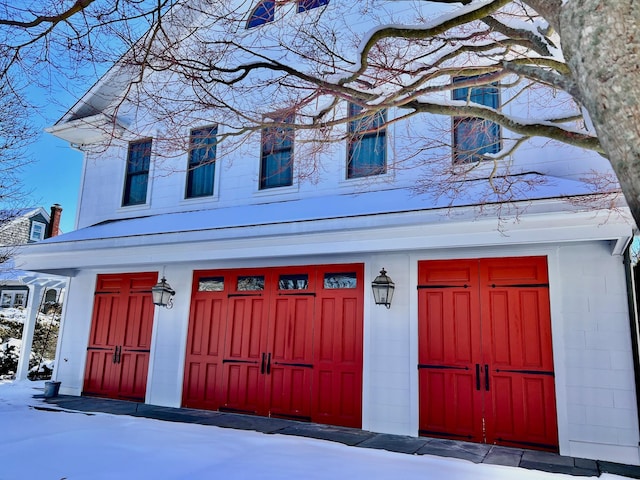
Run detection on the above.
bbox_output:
[152,276,175,309]
[371,268,395,309]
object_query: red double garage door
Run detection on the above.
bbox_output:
[418,256,559,451]
[182,264,364,428]
[83,272,157,401]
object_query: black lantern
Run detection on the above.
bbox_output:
[151,276,175,308]
[371,268,395,309]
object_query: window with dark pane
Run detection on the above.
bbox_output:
[260,114,294,189]
[123,139,151,206]
[247,0,275,28]
[297,0,329,12]
[237,276,265,291]
[452,76,501,163]
[278,274,309,290]
[324,272,357,289]
[198,277,224,292]
[347,102,386,179]
[186,126,217,198]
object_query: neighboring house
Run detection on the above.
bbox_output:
[0,205,63,308]
[17,2,640,466]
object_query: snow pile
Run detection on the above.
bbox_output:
[0,307,26,323]
[0,380,633,480]
[0,307,59,379]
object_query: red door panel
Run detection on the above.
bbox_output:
[313,265,363,428]
[418,257,558,451]
[418,260,483,441]
[481,258,557,449]
[267,294,314,420]
[182,292,227,409]
[183,264,364,428]
[221,292,269,414]
[84,273,157,402]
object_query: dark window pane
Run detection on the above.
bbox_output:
[247,0,275,28]
[347,103,386,178]
[127,140,151,173]
[260,115,294,189]
[187,126,217,198]
[324,272,357,289]
[123,139,151,206]
[453,118,500,162]
[237,276,265,291]
[198,277,224,292]
[297,0,329,12]
[279,274,309,290]
[452,76,501,163]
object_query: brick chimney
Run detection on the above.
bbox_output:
[46,204,62,238]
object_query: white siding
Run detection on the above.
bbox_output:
[556,242,639,463]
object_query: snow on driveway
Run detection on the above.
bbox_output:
[0,381,630,480]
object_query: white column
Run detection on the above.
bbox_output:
[16,284,44,380]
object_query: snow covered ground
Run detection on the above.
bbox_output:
[0,380,632,480]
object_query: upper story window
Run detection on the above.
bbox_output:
[297,0,329,12]
[452,76,501,163]
[247,0,328,28]
[186,126,218,199]
[247,0,275,28]
[29,221,45,242]
[260,114,294,189]
[122,139,152,206]
[347,102,387,179]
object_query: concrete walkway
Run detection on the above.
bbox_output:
[38,395,640,478]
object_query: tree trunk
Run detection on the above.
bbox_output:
[560,0,640,228]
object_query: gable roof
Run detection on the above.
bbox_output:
[0,207,49,230]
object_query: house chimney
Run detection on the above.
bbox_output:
[47,204,62,238]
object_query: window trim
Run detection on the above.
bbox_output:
[185,125,218,199]
[346,102,387,179]
[259,114,295,190]
[0,290,27,308]
[452,76,501,163]
[122,138,152,207]
[29,221,46,242]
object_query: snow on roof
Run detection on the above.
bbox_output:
[41,174,600,245]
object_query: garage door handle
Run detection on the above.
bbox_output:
[485,364,490,391]
[261,353,266,374]
[266,353,271,374]
[112,346,122,364]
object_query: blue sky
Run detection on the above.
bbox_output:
[18,77,87,234]
[23,126,83,234]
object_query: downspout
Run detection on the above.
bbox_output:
[623,242,640,439]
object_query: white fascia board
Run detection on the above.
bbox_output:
[45,113,126,146]
[16,206,634,274]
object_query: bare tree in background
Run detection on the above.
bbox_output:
[0,1,639,224]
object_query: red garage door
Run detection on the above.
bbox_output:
[83,273,157,401]
[182,264,363,427]
[418,257,558,451]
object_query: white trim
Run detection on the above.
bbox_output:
[29,221,46,242]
